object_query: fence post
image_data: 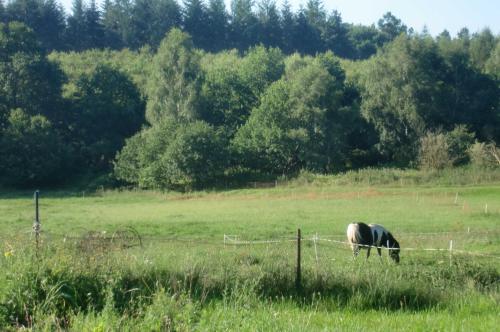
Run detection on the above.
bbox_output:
[313,233,319,266]
[33,190,41,252]
[296,228,302,291]
[449,240,453,267]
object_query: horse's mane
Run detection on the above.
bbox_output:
[387,231,400,249]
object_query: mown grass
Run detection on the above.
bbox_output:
[0,168,499,330]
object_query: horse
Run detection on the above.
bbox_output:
[346,222,400,263]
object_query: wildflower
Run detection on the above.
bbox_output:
[4,243,14,258]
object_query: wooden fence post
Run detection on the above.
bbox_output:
[296,228,302,291]
[33,190,41,252]
[449,240,453,267]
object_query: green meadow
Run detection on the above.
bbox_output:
[0,169,499,331]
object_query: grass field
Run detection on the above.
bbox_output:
[0,169,499,331]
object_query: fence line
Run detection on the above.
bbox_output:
[314,230,500,239]
[223,234,500,260]
[3,229,499,260]
[223,234,296,246]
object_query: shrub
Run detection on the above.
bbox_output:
[446,125,475,165]
[468,142,500,168]
[114,120,227,190]
[418,132,452,170]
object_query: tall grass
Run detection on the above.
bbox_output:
[0,238,498,330]
[291,166,500,187]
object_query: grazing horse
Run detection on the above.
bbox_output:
[346,222,400,263]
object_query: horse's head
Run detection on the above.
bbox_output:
[389,239,400,263]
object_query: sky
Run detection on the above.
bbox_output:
[58,0,500,37]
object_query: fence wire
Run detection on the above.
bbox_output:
[1,228,499,261]
[223,233,500,260]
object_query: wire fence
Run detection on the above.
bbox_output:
[2,223,499,273]
[223,232,500,260]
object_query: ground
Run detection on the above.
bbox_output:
[0,179,499,330]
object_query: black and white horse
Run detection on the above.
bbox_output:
[346,222,400,263]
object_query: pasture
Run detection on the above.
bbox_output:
[0,174,499,330]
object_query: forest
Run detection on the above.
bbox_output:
[0,0,499,190]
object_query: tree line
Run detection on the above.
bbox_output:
[1,0,411,59]
[0,4,499,190]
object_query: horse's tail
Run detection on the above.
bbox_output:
[347,223,362,248]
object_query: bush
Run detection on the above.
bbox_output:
[115,120,227,190]
[418,132,452,170]
[0,109,73,187]
[468,142,500,168]
[446,125,475,166]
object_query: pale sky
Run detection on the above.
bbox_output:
[58,0,500,37]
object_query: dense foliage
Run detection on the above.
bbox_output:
[0,1,499,189]
[1,0,409,59]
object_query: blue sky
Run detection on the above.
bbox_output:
[59,0,499,37]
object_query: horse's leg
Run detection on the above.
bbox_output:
[366,247,371,259]
[377,247,382,257]
[352,245,360,259]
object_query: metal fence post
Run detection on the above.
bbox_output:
[33,190,41,252]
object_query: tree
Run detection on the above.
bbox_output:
[233,54,348,174]
[0,109,71,186]
[257,0,282,48]
[438,35,499,141]
[85,0,105,48]
[279,0,295,53]
[0,1,4,22]
[65,0,86,50]
[4,0,66,51]
[305,0,326,28]
[201,46,284,137]
[152,0,182,47]
[377,12,407,43]
[292,8,321,55]
[200,50,252,135]
[206,0,228,52]
[358,35,451,165]
[115,119,226,189]
[183,0,210,49]
[128,0,182,49]
[69,65,145,171]
[145,28,202,124]
[205,0,228,52]
[485,40,500,79]
[457,27,470,48]
[302,0,326,52]
[229,0,258,51]
[346,24,383,59]
[469,28,496,72]
[101,0,132,49]
[239,45,285,99]
[129,0,155,48]
[322,10,351,58]
[0,22,64,126]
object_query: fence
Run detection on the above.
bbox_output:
[223,231,500,259]
[4,190,499,292]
